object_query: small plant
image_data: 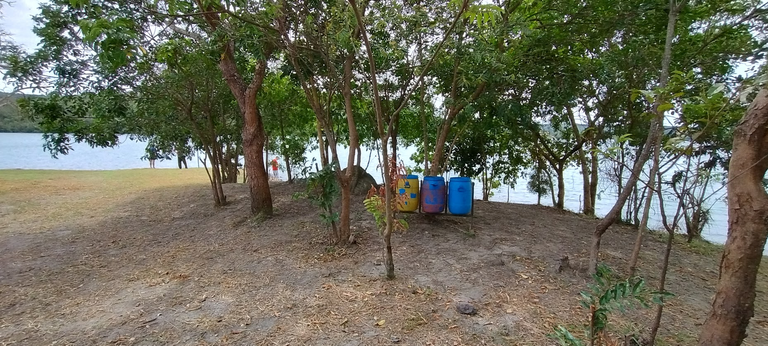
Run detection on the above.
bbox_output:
[299,163,340,236]
[549,265,673,346]
[364,185,408,234]
[362,156,411,279]
[362,157,410,234]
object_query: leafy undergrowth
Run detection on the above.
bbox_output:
[0,169,767,345]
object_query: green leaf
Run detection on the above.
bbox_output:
[707,83,725,97]
[657,102,674,113]
[640,90,655,103]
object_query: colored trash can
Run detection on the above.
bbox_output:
[397,175,420,212]
[421,176,446,213]
[448,177,472,215]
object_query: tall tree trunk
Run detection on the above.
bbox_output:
[242,99,273,215]
[578,151,593,214]
[649,167,684,345]
[264,133,270,173]
[567,108,593,215]
[356,146,362,167]
[202,145,225,206]
[547,168,557,207]
[698,87,768,346]
[649,226,674,344]
[350,0,395,278]
[588,0,683,274]
[428,81,486,176]
[337,53,359,246]
[556,164,565,209]
[628,138,661,278]
[617,141,625,197]
[590,143,599,210]
[196,4,273,215]
[420,85,430,173]
[316,120,328,167]
[349,0,470,279]
[391,111,400,161]
[276,103,292,183]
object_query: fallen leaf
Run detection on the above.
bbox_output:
[375,319,385,326]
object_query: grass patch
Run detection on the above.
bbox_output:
[682,237,723,256]
[403,313,429,332]
[656,331,697,346]
[646,230,723,257]
[0,168,210,234]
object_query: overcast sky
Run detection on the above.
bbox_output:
[1,0,41,92]
[3,0,40,50]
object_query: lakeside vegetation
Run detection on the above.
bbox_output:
[0,93,40,133]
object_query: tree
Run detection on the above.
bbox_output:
[134,37,243,205]
[277,0,365,244]
[189,0,277,216]
[18,90,128,156]
[530,122,582,210]
[3,0,280,215]
[448,98,529,201]
[589,0,686,275]
[261,73,316,184]
[698,85,768,346]
[348,0,474,278]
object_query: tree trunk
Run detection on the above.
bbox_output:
[202,145,225,206]
[588,0,682,274]
[316,120,328,167]
[264,133,270,174]
[349,0,395,278]
[337,53,359,246]
[649,227,674,344]
[590,143,599,210]
[698,87,768,346]
[628,178,655,278]
[617,141,625,197]
[556,164,565,209]
[567,108,593,215]
[579,152,593,215]
[648,163,684,345]
[277,109,292,183]
[195,0,272,215]
[628,128,663,278]
[428,82,486,176]
[548,169,557,207]
[356,146,362,167]
[420,85,430,173]
[242,101,273,215]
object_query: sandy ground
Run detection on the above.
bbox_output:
[1,169,767,345]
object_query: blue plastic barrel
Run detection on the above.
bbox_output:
[421,176,446,213]
[448,177,472,215]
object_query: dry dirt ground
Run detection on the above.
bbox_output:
[1,169,768,345]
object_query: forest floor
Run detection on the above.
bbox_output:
[1,168,767,346]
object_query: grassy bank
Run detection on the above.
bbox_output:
[0,168,210,234]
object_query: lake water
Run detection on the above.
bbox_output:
[0,132,735,251]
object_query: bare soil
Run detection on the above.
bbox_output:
[1,169,767,345]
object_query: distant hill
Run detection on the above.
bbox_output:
[0,92,42,133]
